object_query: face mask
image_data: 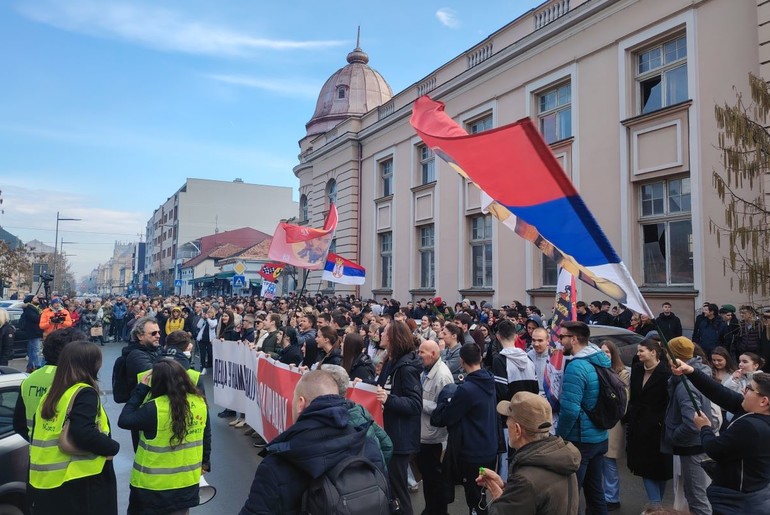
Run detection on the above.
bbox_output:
[183,351,192,358]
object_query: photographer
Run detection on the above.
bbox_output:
[38,297,73,339]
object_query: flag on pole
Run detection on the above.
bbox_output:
[410,96,653,317]
[543,268,578,414]
[258,262,284,282]
[268,204,338,270]
[321,253,366,285]
[260,281,277,299]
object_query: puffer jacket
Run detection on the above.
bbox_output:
[490,436,580,515]
[662,356,715,455]
[556,344,612,444]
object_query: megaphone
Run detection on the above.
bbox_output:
[198,475,217,505]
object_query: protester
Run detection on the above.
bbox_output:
[312,325,343,368]
[341,332,375,382]
[440,322,464,383]
[118,359,211,515]
[196,307,217,375]
[20,294,44,371]
[476,391,580,514]
[28,341,120,515]
[39,297,73,339]
[600,340,631,511]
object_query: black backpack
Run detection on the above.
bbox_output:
[580,362,628,430]
[112,350,131,403]
[301,427,391,515]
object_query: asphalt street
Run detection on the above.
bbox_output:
[14,342,672,514]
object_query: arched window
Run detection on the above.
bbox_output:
[326,179,337,207]
[299,195,308,222]
[337,86,346,99]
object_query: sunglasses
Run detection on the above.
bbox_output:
[149,331,161,336]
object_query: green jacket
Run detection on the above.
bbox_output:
[345,400,392,465]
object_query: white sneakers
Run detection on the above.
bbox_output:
[200,368,207,375]
[229,417,242,426]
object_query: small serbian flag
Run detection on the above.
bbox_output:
[322,253,366,285]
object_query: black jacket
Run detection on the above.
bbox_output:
[656,312,683,341]
[238,395,388,515]
[377,352,422,455]
[316,347,342,368]
[124,343,161,392]
[350,352,375,383]
[20,303,43,339]
[0,324,14,366]
[278,344,303,366]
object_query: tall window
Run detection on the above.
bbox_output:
[538,82,572,144]
[637,34,687,114]
[470,215,493,287]
[299,195,308,222]
[379,232,392,289]
[380,159,393,197]
[326,179,337,207]
[542,255,558,286]
[419,225,435,289]
[337,86,346,99]
[467,114,493,134]
[419,146,435,184]
[640,176,693,285]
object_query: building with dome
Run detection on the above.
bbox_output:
[294,0,768,327]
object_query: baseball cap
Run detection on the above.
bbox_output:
[496,391,553,434]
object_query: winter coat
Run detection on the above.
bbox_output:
[414,326,437,342]
[556,344,612,444]
[238,395,388,515]
[656,312,683,341]
[419,358,453,445]
[278,344,303,366]
[113,302,127,320]
[20,302,43,339]
[124,342,161,393]
[527,348,549,394]
[692,316,726,355]
[0,323,14,366]
[625,360,673,480]
[315,347,342,368]
[39,307,73,338]
[489,436,580,515]
[377,352,422,455]
[344,399,393,465]
[606,368,630,460]
[433,368,499,463]
[196,317,217,343]
[442,343,463,383]
[260,330,280,360]
[738,320,762,355]
[349,352,375,383]
[662,356,715,455]
[493,347,539,405]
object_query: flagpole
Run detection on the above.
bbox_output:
[290,269,310,316]
[652,319,703,416]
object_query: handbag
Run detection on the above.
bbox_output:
[59,387,91,456]
[90,327,103,337]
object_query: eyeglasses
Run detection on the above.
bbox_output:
[149,331,161,336]
[558,333,574,340]
[745,384,759,395]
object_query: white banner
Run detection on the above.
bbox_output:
[211,339,259,415]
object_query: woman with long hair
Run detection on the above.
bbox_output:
[342,332,375,383]
[625,337,673,508]
[376,321,422,515]
[711,346,737,385]
[600,340,631,510]
[28,341,120,515]
[119,358,211,515]
[217,310,239,341]
[313,325,343,369]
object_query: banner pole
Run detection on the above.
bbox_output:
[652,319,702,416]
[290,269,310,315]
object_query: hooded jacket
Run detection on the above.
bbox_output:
[527,348,549,394]
[662,356,715,455]
[493,347,539,404]
[436,368,499,463]
[556,344,612,444]
[490,436,580,515]
[239,395,387,515]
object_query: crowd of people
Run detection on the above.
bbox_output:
[5,291,770,514]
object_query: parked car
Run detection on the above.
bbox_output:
[0,366,29,514]
[587,325,645,366]
[0,302,23,312]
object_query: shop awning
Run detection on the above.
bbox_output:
[216,271,235,279]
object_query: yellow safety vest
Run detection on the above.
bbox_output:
[21,365,57,438]
[29,383,110,489]
[131,394,207,490]
[136,369,201,387]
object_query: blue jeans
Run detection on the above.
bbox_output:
[27,337,42,370]
[643,477,667,504]
[602,457,619,503]
[574,440,608,515]
[498,428,510,482]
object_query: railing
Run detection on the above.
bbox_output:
[467,43,494,68]
[378,100,394,120]
[417,77,437,97]
[534,0,570,29]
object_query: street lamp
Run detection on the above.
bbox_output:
[58,241,78,293]
[53,212,81,293]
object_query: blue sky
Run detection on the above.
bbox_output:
[0,0,543,280]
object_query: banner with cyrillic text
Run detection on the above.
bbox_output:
[212,339,259,415]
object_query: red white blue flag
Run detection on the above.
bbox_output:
[410,96,652,317]
[321,253,366,285]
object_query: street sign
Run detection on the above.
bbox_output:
[174,279,183,287]
[233,261,247,275]
[156,281,163,288]
[232,275,246,288]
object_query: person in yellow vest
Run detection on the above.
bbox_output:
[28,340,120,515]
[13,327,86,440]
[119,358,211,515]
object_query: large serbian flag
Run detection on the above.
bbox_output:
[268,204,338,270]
[410,96,652,317]
[322,253,366,285]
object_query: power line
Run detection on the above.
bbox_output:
[2,225,141,236]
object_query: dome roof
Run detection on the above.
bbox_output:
[306,34,393,138]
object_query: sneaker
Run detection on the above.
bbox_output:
[217,409,235,418]
[253,435,267,447]
[229,417,243,427]
[233,419,246,428]
[243,427,255,436]
[200,368,207,375]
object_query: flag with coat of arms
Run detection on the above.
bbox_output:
[321,253,366,285]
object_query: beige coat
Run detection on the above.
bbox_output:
[606,368,631,460]
[420,357,453,444]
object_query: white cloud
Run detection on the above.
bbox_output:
[436,8,460,29]
[205,74,321,99]
[16,0,347,58]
